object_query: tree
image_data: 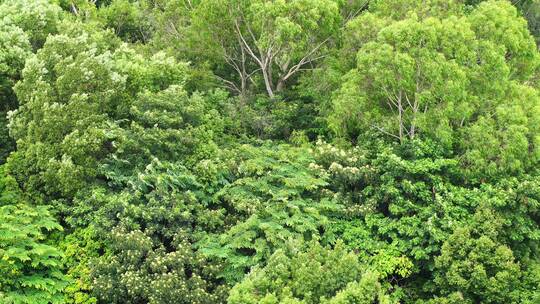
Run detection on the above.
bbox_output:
[193,0,341,97]
[7,22,125,200]
[330,0,540,181]
[468,0,540,47]
[0,0,64,163]
[7,21,188,201]
[228,241,393,304]
[431,207,521,303]
[468,0,539,80]
[0,23,31,163]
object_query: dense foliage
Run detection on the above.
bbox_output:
[0,167,68,303]
[0,0,539,303]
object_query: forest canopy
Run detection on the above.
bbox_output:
[0,0,539,303]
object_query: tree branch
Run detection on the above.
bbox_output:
[372,124,401,141]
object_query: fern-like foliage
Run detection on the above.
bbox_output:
[201,143,340,282]
[0,168,68,304]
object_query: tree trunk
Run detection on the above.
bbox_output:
[262,68,274,98]
[398,91,404,143]
[276,79,285,92]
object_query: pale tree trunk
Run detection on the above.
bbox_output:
[276,79,285,92]
[262,68,275,98]
[397,90,404,143]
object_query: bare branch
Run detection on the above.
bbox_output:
[380,85,399,109]
[234,19,264,67]
[372,124,401,140]
[215,75,241,94]
[279,38,331,83]
[70,2,79,16]
[344,1,369,23]
[247,68,262,78]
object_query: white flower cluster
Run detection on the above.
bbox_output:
[311,140,370,182]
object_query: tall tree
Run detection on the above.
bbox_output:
[193,0,341,97]
[6,21,188,201]
[330,0,540,181]
[0,0,64,164]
